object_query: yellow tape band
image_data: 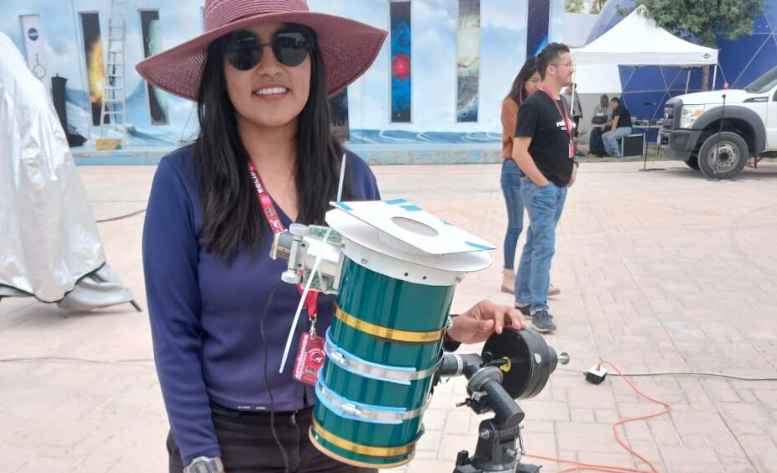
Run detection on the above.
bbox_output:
[310,418,416,458]
[334,306,446,343]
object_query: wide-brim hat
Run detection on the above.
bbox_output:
[136,0,388,101]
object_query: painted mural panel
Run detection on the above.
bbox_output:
[390,0,411,123]
[79,12,106,126]
[329,88,349,142]
[140,10,169,125]
[20,15,48,82]
[1,0,558,147]
[527,0,550,57]
[456,0,480,122]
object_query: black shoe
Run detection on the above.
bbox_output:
[514,302,531,317]
[531,310,556,333]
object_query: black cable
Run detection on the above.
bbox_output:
[559,367,777,382]
[2,280,294,473]
[3,359,776,383]
[95,208,147,223]
[0,356,152,364]
[261,280,290,473]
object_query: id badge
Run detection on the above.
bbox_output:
[569,142,576,159]
[292,331,325,386]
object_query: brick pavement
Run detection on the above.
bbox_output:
[1,160,777,473]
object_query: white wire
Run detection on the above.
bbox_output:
[278,153,344,373]
[278,229,332,374]
[336,153,347,202]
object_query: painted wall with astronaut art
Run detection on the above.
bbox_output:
[0,0,563,148]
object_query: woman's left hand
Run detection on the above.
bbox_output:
[446,300,526,344]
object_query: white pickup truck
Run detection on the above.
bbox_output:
[660,65,777,178]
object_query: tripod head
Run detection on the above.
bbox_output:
[438,329,569,473]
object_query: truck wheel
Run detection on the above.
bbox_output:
[698,132,748,179]
[685,156,700,170]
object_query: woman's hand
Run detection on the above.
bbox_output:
[446,300,526,344]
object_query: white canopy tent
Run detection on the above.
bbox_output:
[571,5,720,96]
[573,64,622,95]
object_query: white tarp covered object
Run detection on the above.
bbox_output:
[572,5,719,67]
[0,31,137,311]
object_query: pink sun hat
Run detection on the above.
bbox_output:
[136,0,388,101]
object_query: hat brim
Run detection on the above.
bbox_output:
[136,11,387,101]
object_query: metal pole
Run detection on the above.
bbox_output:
[685,68,691,94]
[713,94,727,178]
[712,64,718,90]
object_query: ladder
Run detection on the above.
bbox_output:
[99,0,127,136]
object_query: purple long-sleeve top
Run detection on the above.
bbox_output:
[142,145,381,464]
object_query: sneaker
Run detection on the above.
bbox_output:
[548,284,561,297]
[514,302,531,317]
[531,310,557,333]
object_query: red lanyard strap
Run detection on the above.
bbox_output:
[540,87,573,140]
[248,161,284,233]
[248,161,318,319]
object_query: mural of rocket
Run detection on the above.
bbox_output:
[390,0,411,123]
[80,12,106,126]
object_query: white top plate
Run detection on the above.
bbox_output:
[328,199,495,256]
[326,208,492,274]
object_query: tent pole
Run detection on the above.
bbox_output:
[685,68,691,94]
[712,64,718,90]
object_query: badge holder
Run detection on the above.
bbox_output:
[293,315,326,386]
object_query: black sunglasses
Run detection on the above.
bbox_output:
[224,28,314,70]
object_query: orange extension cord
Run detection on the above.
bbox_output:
[523,361,674,473]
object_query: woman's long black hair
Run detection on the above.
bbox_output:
[506,57,538,106]
[194,25,354,261]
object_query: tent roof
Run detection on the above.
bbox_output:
[572,5,718,67]
[574,64,622,94]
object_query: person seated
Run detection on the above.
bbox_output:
[588,94,612,157]
[602,97,633,158]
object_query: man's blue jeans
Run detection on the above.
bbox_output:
[603,127,633,158]
[515,178,568,314]
[500,159,524,270]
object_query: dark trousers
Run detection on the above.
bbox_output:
[589,127,606,156]
[168,405,377,473]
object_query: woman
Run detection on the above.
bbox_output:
[500,58,545,295]
[138,2,524,472]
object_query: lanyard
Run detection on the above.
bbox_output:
[540,87,573,140]
[248,161,318,320]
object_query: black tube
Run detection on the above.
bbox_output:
[439,354,462,377]
[439,353,482,377]
[482,379,524,428]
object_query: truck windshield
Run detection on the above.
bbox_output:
[745,65,777,94]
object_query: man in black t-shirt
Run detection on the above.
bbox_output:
[511,42,578,333]
[603,97,634,158]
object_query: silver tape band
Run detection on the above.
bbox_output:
[325,338,442,383]
[317,382,431,422]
